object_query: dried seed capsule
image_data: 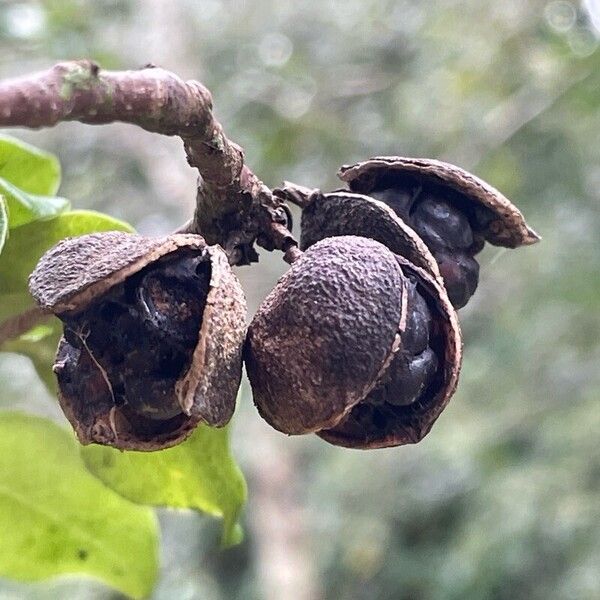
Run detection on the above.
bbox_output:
[244,235,461,449]
[29,232,247,451]
[339,157,540,248]
[291,187,441,280]
[337,156,541,307]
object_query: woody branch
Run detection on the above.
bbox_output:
[0,60,297,265]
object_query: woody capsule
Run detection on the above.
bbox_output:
[244,235,462,449]
[28,231,247,451]
[337,157,541,308]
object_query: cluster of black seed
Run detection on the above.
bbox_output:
[56,252,210,423]
[371,186,481,308]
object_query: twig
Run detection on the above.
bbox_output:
[0,60,296,265]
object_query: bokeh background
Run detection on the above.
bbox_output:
[1,0,599,598]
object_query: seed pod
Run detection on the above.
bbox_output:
[244,235,461,449]
[335,157,540,308]
[29,231,246,451]
[339,156,540,248]
[296,188,441,280]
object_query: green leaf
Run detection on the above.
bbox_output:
[0,210,134,322]
[1,319,62,393]
[82,424,247,547]
[0,134,61,196]
[0,196,6,255]
[0,176,70,228]
[0,412,159,599]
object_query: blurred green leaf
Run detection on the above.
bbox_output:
[82,424,247,547]
[0,177,70,228]
[0,412,159,599]
[0,134,61,196]
[1,319,62,393]
[0,196,6,255]
[0,210,134,322]
[0,134,69,227]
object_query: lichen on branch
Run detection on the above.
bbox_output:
[0,60,296,265]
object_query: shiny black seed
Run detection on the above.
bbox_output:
[385,347,439,406]
[412,194,473,250]
[402,280,431,355]
[436,250,480,309]
[370,187,417,220]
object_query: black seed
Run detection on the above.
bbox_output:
[384,347,439,407]
[402,281,431,355]
[411,215,449,251]
[470,234,486,255]
[471,203,496,231]
[456,251,480,297]
[412,194,473,250]
[370,187,417,220]
[435,251,480,309]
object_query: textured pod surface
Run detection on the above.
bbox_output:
[318,255,462,449]
[299,190,441,280]
[30,232,205,313]
[245,236,407,435]
[29,232,246,451]
[339,156,540,248]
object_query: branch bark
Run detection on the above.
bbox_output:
[0,60,296,265]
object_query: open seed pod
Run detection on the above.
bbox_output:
[337,157,541,308]
[244,235,461,449]
[29,231,246,451]
[289,186,441,280]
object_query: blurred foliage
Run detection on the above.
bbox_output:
[83,423,247,548]
[0,412,158,599]
[0,134,67,228]
[0,0,599,599]
[0,195,6,253]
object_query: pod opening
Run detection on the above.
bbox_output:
[56,248,212,443]
[319,269,450,448]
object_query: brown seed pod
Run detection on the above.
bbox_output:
[339,156,540,248]
[334,157,540,308]
[29,231,246,451]
[294,188,441,280]
[244,235,461,449]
